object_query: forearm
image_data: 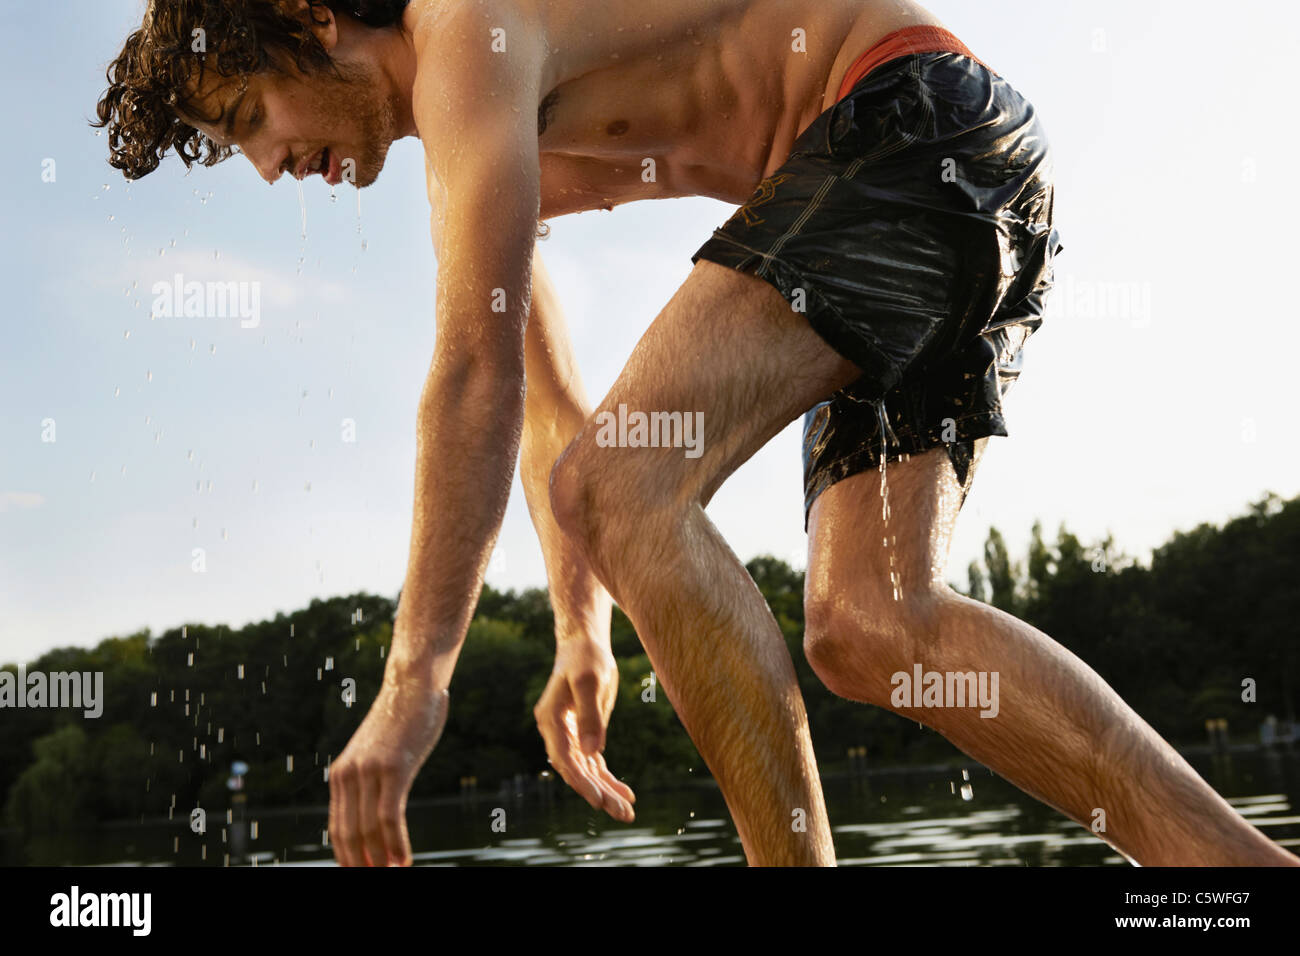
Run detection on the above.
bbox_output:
[392,350,526,688]
[517,253,610,646]
[520,396,611,648]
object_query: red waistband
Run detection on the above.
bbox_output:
[836,25,995,101]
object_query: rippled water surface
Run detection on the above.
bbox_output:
[6,752,1298,866]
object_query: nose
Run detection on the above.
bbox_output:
[243,145,287,185]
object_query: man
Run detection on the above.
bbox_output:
[97,0,1299,867]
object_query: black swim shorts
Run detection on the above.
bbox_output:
[691,48,1063,528]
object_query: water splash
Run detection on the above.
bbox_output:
[875,399,902,602]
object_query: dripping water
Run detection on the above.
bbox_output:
[876,399,902,602]
[296,181,308,275]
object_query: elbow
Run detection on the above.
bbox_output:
[420,345,527,424]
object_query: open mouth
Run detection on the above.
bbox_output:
[302,147,342,185]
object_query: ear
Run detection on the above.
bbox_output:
[282,0,339,54]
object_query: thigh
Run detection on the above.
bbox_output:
[805,437,989,602]
[564,258,861,510]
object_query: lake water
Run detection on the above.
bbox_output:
[5,750,1298,866]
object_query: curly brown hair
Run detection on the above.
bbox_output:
[92,1,410,180]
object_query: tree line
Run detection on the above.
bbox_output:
[3,492,1296,831]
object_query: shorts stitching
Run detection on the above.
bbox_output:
[760,172,839,269]
[842,59,935,170]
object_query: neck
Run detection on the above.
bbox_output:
[341,12,420,139]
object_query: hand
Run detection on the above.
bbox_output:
[534,640,636,822]
[328,672,449,866]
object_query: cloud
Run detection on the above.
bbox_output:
[0,492,45,512]
[113,248,350,311]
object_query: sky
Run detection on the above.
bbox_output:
[2,0,1298,664]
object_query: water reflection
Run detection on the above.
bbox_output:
[4,753,1298,867]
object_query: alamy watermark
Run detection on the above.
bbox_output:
[594,403,705,459]
[151,273,260,328]
[49,886,150,936]
[891,664,999,718]
[0,666,103,718]
[1048,273,1152,328]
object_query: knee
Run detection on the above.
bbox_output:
[548,434,675,568]
[549,438,625,565]
[803,581,948,704]
[548,439,595,548]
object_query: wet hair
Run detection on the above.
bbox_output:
[92,1,411,180]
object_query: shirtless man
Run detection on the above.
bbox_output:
[97,0,1299,867]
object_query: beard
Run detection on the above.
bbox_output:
[313,59,398,188]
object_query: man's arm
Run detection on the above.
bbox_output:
[519,250,635,821]
[328,5,544,867]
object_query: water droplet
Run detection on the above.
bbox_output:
[329,186,337,203]
[113,386,120,397]
[960,783,974,801]
[123,330,131,339]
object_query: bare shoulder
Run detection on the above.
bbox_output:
[408,1,549,248]
[407,0,550,120]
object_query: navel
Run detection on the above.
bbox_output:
[605,119,630,136]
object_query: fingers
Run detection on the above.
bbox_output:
[329,759,365,867]
[383,784,414,867]
[586,752,635,822]
[358,765,391,867]
[543,717,607,812]
[571,671,606,755]
[327,760,343,865]
[374,767,413,866]
[534,675,634,823]
[536,682,605,812]
[593,752,636,806]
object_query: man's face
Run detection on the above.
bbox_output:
[179,51,398,188]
